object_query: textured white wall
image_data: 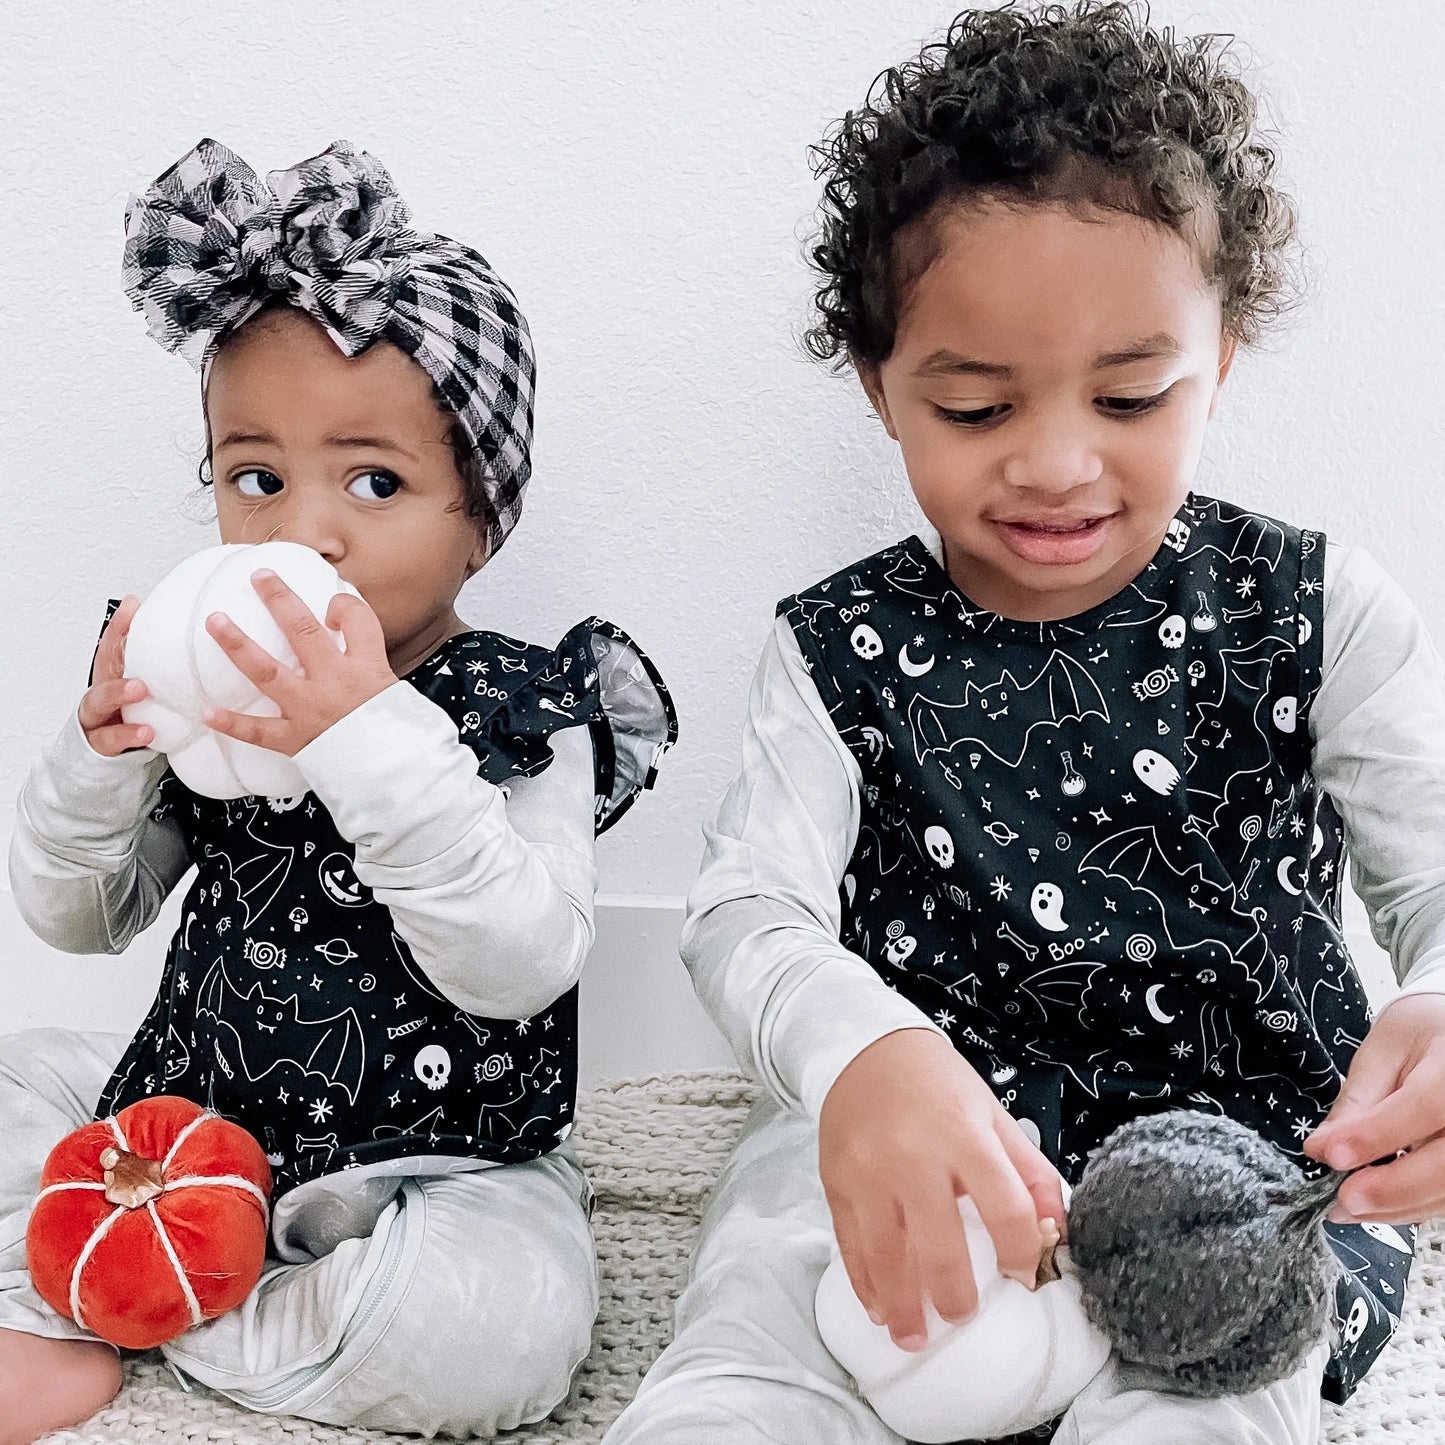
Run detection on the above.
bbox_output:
[1,1,1438,1051]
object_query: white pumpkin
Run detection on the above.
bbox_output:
[815,1197,1111,1441]
[121,542,358,799]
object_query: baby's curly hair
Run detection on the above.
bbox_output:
[805,1,1298,367]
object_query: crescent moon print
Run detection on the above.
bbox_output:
[898,639,936,677]
[1144,984,1176,1024]
[1278,856,1305,895]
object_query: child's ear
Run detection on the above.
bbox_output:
[1208,333,1239,418]
[856,362,899,440]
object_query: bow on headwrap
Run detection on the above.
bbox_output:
[123,138,535,554]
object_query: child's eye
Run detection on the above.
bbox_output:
[1098,391,1169,416]
[347,470,402,501]
[234,469,284,498]
[938,404,1010,428]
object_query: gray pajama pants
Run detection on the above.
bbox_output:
[603,1094,1328,1445]
[0,1028,598,1438]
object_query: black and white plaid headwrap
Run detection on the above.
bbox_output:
[123,138,535,554]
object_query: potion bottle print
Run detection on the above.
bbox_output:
[1192,590,1218,633]
[1060,751,1086,797]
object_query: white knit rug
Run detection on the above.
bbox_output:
[39,1071,1445,1444]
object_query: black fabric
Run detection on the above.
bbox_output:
[778,495,1410,1402]
[97,619,675,1198]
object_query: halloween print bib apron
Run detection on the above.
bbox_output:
[98,618,676,1199]
[779,495,1409,1400]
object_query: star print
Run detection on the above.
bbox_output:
[177,973,189,995]
[990,877,1012,901]
[309,1098,333,1123]
[1026,788,1041,801]
[311,975,323,990]
[913,635,925,647]
[1171,1042,1194,1059]
[305,800,317,818]
[515,1017,532,1035]
[935,1010,956,1030]
[961,657,975,669]
[1090,808,1112,824]
[1300,578,1323,595]
[1122,793,1137,805]
[1121,986,1131,1002]
[467,660,489,675]
[389,1090,401,1107]
[1209,565,1218,580]
[394,995,407,1008]
[543,1015,555,1031]
[1082,743,1094,759]
[1289,815,1306,837]
[1237,575,1257,596]
[278,1087,289,1104]
[980,797,993,812]
[1291,1114,1313,1139]
[1104,897,1117,911]
[1321,859,1335,880]
[1066,1153,1081,1167]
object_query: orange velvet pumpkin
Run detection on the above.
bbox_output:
[27,1096,272,1349]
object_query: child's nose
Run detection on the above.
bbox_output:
[1003,425,1105,493]
[276,499,345,562]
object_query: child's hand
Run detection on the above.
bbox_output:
[202,570,397,755]
[1305,993,1445,1224]
[78,596,155,757]
[818,1027,1066,1352]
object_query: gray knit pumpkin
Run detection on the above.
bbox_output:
[1067,1110,1341,1397]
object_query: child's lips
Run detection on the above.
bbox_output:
[993,513,1116,566]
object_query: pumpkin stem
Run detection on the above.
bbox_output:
[1035,1217,1063,1286]
[98,1146,165,1209]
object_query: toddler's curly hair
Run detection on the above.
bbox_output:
[805,1,1298,367]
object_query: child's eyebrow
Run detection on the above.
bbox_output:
[212,428,419,464]
[321,433,420,462]
[914,350,1012,380]
[1093,332,1185,368]
[914,331,1184,380]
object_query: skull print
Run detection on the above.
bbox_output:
[414,1044,451,1091]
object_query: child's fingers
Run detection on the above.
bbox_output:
[84,722,154,758]
[1316,1058,1445,1171]
[1309,1055,1406,1165]
[78,677,147,732]
[206,612,297,699]
[1332,1132,1445,1223]
[994,1113,1068,1234]
[250,570,338,670]
[832,1206,881,1324]
[203,706,293,754]
[910,1190,978,1324]
[326,591,386,660]
[94,596,141,682]
[860,1199,928,1350]
[960,1129,1046,1285]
